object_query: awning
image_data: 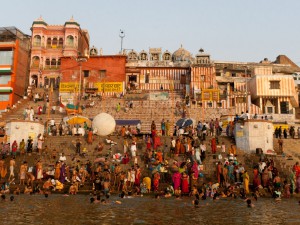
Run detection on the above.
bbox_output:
[0,87,13,93]
[115,119,141,126]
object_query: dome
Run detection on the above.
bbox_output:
[172,46,192,62]
[92,113,116,136]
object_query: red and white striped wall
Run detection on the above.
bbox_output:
[138,68,189,91]
[190,66,217,93]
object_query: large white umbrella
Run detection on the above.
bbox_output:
[92,113,116,136]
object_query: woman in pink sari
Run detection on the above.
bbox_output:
[191,162,199,178]
[181,172,189,194]
[172,171,182,191]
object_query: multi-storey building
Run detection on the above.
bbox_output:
[59,47,126,105]
[125,46,191,92]
[0,27,30,111]
[29,17,89,88]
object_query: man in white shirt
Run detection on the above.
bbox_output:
[59,153,67,162]
[50,118,55,126]
[78,126,85,136]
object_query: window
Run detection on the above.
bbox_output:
[280,101,289,114]
[267,107,273,114]
[46,38,51,48]
[231,73,236,77]
[0,51,13,65]
[51,59,56,67]
[57,58,61,67]
[33,35,41,46]
[66,35,74,46]
[0,75,11,84]
[217,102,222,108]
[100,70,106,78]
[31,56,40,68]
[0,94,10,101]
[145,74,149,83]
[207,102,212,108]
[58,38,63,48]
[45,58,50,68]
[270,81,280,89]
[52,38,58,48]
[84,70,89,78]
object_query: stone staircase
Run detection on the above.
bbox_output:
[271,137,300,177]
[83,90,185,133]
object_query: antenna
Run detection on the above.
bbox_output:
[119,29,125,54]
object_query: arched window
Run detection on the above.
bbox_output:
[47,38,51,48]
[52,38,58,48]
[66,35,74,46]
[45,58,50,69]
[31,56,40,68]
[58,38,63,48]
[51,58,57,67]
[57,58,61,67]
[33,35,41,47]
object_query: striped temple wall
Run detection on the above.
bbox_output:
[134,68,189,91]
[190,66,217,92]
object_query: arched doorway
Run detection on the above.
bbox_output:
[31,75,38,88]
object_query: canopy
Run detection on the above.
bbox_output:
[64,116,92,127]
[176,118,193,128]
[115,119,141,126]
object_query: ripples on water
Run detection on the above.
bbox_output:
[0,195,299,225]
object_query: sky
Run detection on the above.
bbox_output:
[1,0,300,64]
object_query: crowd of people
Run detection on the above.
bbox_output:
[0,107,300,209]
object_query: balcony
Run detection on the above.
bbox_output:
[44,66,60,70]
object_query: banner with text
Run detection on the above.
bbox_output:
[94,82,123,93]
[59,82,80,93]
[60,82,123,93]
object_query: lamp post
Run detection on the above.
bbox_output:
[76,57,87,101]
[119,30,125,54]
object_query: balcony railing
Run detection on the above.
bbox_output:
[44,66,60,70]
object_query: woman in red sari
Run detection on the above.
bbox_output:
[211,137,216,154]
[135,166,141,186]
[153,172,160,192]
[181,172,189,194]
[87,129,93,145]
[253,167,261,189]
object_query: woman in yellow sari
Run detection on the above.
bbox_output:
[143,177,151,193]
[54,162,61,180]
[242,170,250,194]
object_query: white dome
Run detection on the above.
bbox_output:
[92,113,116,136]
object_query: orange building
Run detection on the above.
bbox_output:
[59,53,126,105]
[0,27,31,111]
[29,16,89,88]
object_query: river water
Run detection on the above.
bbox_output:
[0,194,299,225]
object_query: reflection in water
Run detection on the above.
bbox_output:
[0,195,299,225]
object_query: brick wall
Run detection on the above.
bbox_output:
[60,55,126,83]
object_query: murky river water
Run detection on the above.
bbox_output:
[0,194,299,225]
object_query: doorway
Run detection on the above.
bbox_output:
[31,75,38,88]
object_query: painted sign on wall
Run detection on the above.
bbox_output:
[94,82,123,93]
